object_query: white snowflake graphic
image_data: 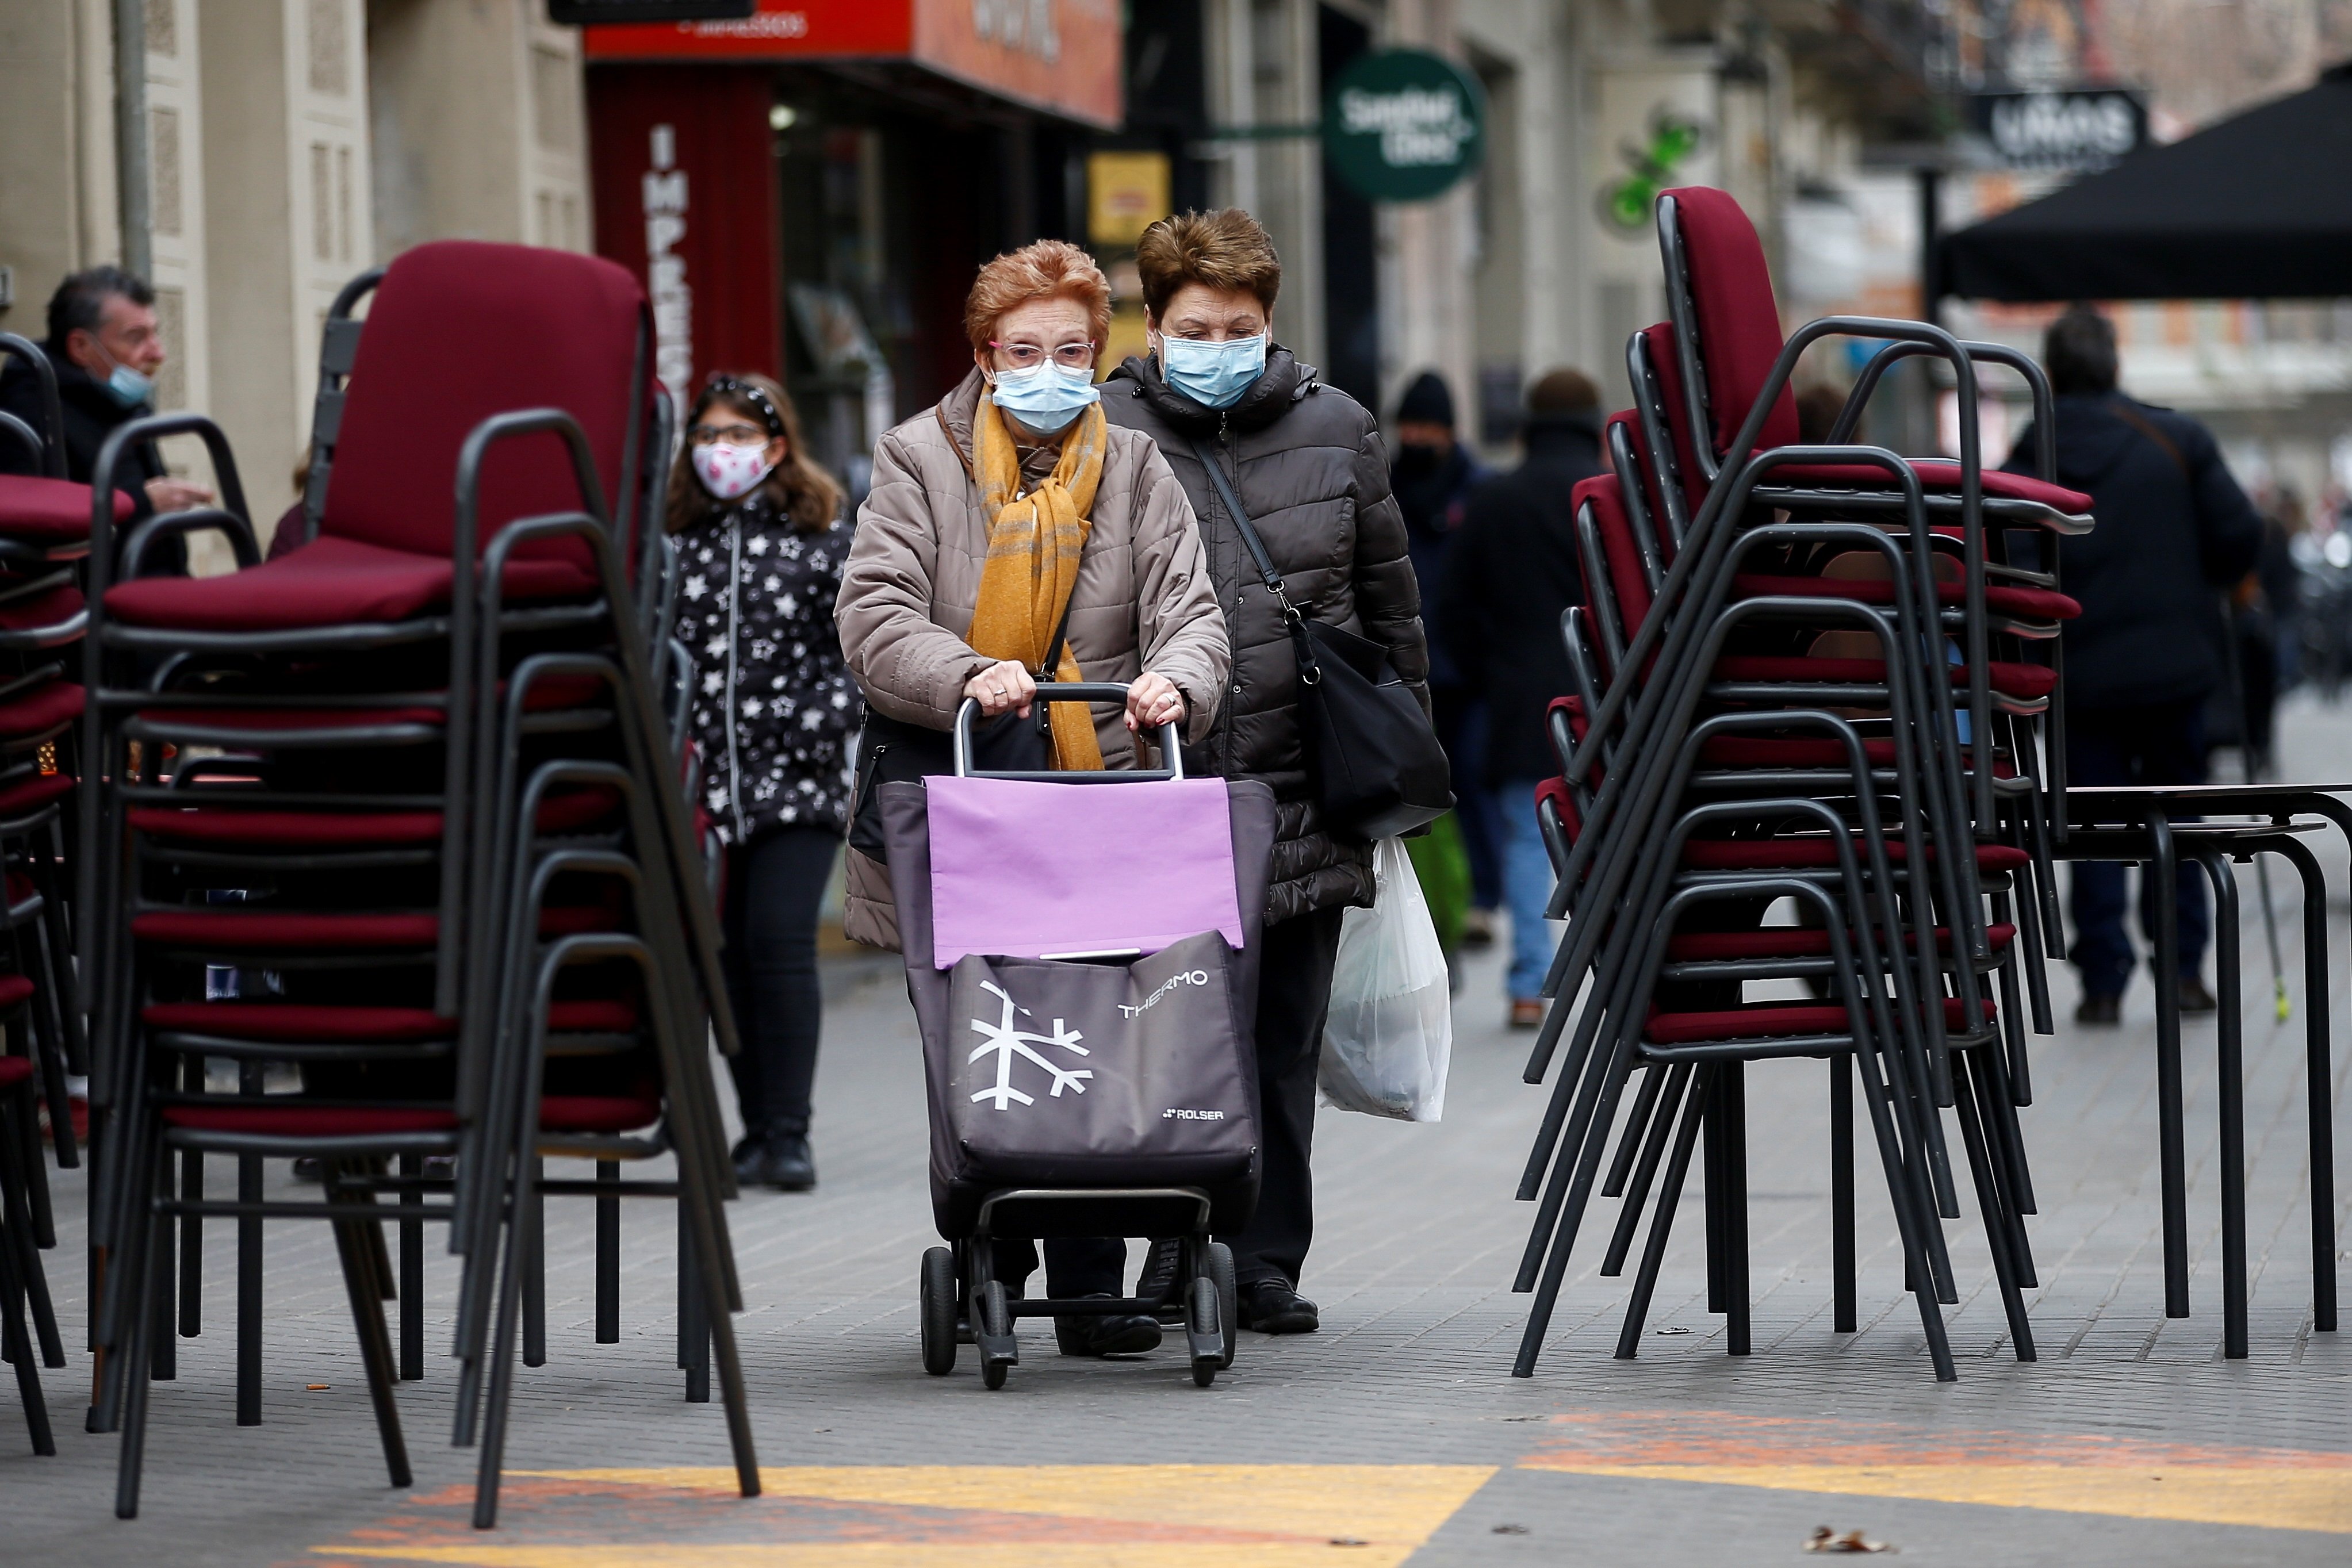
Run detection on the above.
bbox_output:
[966,982,1091,1110]
[683,576,708,600]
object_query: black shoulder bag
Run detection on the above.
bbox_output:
[1188,436,1450,841]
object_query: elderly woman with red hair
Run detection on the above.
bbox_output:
[836,239,1229,1357]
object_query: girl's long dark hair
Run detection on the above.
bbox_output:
[665,371,844,534]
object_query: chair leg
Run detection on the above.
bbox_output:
[1952,1051,2036,1362]
[7,1075,52,1248]
[678,1205,710,1404]
[1615,1065,1711,1359]
[236,1064,262,1426]
[523,1157,546,1370]
[1856,1040,1957,1382]
[1722,1062,1750,1357]
[2277,839,2338,1332]
[2147,825,2190,1317]
[400,1153,424,1381]
[595,1160,619,1344]
[113,1216,163,1518]
[148,1154,175,1383]
[330,1208,412,1489]
[472,1155,539,1529]
[1832,1053,1856,1333]
[0,1093,62,1367]
[2199,852,2248,1360]
[179,1147,202,1339]
[0,1124,55,1454]
[1602,1063,1691,1277]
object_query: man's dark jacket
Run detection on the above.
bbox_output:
[1101,348,1430,925]
[2006,392,2261,710]
[1390,440,1483,688]
[1439,415,1602,785]
[0,344,163,519]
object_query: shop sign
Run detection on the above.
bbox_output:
[547,2,755,24]
[582,0,1123,130]
[1323,50,1485,203]
[1966,89,2146,170]
[1087,151,1170,249]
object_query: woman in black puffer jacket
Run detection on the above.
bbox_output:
[1101,209,1428,1335]
[668,373,863,1193]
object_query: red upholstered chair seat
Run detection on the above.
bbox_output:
[1710,654,2059,701]
[1759,461,2091,516]
[161,1103,458,1136]
[0,582,85,631]
[0,974,36,1009]
[1665,922,2016,962]
[1731,573,2081,622]
[1692,733,2018,779]
[105,534,599,632]
[539,1090,662,1134]
[141,996,639,1041]
[132,900,617,950]
[0,473,129,541]
[129,786,618,849]
[0,1054,39,1090]
[1646,996,1996,1045]
[1534,775,1582,838]
[0,772,75,819]
[1681,837,2031,873]
[0,679,82,738]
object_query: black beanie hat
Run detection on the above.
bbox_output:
[1395,370,1455,428]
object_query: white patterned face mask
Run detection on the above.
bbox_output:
[692,442,775,501]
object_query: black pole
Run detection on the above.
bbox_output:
[1916,165,1944,329]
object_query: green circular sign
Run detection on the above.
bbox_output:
[1324,50,1487,202]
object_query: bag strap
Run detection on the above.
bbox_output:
[1187,435,1292,607]
[2113,401,2190,481]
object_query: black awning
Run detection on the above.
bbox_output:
[1940,62,2352,301]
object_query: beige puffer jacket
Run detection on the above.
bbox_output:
[836,369,1230,949]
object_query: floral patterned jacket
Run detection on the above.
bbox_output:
[672,494,863,845]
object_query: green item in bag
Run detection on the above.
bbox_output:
[1405,811,1472,957]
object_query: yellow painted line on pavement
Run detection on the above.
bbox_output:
[312,1463,1497,1568]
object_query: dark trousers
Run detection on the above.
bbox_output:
[990,1236,1127,1299]
[2066,700,2211,998]
[1222,904,1346,1288]
[1434,684,1504,910]
[720,825,836,1134]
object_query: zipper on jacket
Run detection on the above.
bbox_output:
[723,512,746,841]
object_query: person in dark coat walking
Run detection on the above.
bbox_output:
[1101,208,1429,1335]
[2007,305,2262,1023]
[1440,369,1603,1023]
[667,373,863,1190]
[1389,370,1501,946]
[0,266,210,531]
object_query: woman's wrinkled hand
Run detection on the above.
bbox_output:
[964,659,1037,719]
[1125,672,1186,735]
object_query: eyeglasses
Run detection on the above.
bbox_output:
[687,422,769,447]
[990,340,1097,371]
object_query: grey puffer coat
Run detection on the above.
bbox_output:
[1101,348,1430,924]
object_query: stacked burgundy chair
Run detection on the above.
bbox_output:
[76,241,754,1524]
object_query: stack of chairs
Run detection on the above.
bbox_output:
[0,332,106,1453]
[75,241,756,1525]
[1511,188,2097,1382]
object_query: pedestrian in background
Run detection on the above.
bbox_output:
[669,373,861,1192]
[1389,370,1501,950]
[1440,369,1603,1026]
[0,266,211,534]
[1104,208,1429,1335]
[2007,304,2262,1023]
[837,238,1227,1358]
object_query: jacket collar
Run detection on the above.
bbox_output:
[1108,346,1314,436]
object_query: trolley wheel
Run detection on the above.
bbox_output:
[920,1247,957,1375]
[1208,1242,1238,1369]
[980,1279,1013,1391]
[1188,1275,1221,1386]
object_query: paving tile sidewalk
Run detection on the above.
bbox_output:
[5,707,2350,1565]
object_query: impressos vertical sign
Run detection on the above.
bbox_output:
[641,124,692,423]
[1323,49,1486,202]
[1967,89,2147,171]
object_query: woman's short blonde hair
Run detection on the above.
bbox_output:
[963,239,1113,353]
[1135,209,1282,320]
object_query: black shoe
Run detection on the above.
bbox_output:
[1133,1236,1188,1323]
[2178,978,2219,1015]
[1237,1279,1320,1334]
[761,1132,816,1192]
[2075,994,2122,1026]
[729,1133,766,1189]
[1055,1296,1163,1356]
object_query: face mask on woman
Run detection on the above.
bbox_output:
[1159,332,1266,410]
[692,442,776,501]
[987,361,1101,434]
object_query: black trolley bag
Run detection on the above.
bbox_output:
[879,684,1278,1389]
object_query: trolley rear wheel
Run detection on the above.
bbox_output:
[1207,1242,1238,1369]
[1188,1276,1221,1387]
[919,1247,957,1375]
[979,1280,1013,1390]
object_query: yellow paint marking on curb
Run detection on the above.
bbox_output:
[1517,1459,2352,1535]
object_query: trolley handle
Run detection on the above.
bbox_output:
[952,683,1185,783]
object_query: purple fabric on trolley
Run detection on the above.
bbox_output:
[925,775,1244,968]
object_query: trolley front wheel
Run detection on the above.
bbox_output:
[979,1279,1014,1390]
[919,1248,957,1375]
[1208,1242,1239,1370]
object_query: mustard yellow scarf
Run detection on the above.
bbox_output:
[968,397,1107,770]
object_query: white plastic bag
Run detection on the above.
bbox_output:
[1318,837,1453,1122]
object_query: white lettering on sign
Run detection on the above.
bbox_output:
[973,0,1060,64]
[1338,85,1474,168]
[1987,93,2139,167]
[1120,968,1213,1019]
[679,11,809,40]
[1161,1108,1226,1121]
[642,126,691,428]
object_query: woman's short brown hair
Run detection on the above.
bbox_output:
[1135,209,1282,320]
[963,239,1113,353]
[665,371,844,535]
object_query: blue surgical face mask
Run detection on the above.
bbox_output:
[90,343,154,408]
[987,361,1100,435]
[1159,332,1266,410]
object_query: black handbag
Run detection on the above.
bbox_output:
[1188,437,1451,841]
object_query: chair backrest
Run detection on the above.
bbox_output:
[1659,187,1799,470]
[321,241,647,564]
[1575,475,1656,654]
